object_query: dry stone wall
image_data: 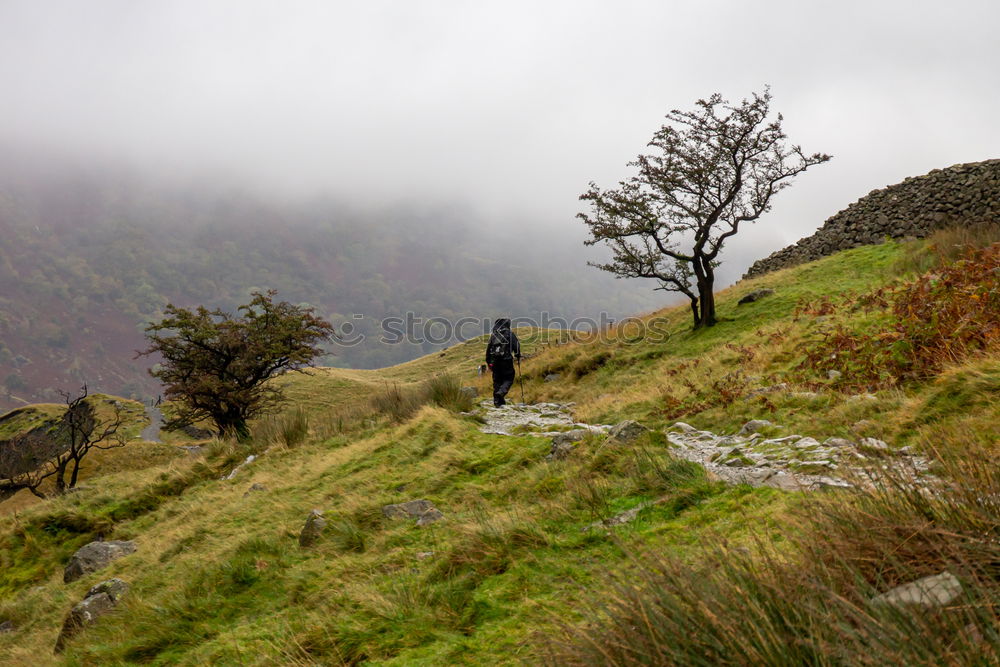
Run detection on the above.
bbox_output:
[744,159,1000,278]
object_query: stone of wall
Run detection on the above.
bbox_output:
[743,159,1000,279]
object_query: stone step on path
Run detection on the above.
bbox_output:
[475,400,610,437]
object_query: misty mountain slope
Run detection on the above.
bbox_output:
[0,160,661,412]
[1,236,998,664]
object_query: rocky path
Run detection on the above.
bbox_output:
[140,406,163,443]
[474,401,931,493]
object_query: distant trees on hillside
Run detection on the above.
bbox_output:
[579,88,830,328]
[140,291,333,440]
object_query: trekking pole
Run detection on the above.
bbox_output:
[518,357,525,404]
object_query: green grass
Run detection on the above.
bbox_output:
[1,237,998,664]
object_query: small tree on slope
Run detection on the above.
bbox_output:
[579,88,830,328]
[140,291,333,440]
[0,385,126,498]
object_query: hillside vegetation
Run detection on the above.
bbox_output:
[0,230,998,665]
[0,158,659,412]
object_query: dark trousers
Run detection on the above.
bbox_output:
[491,360,516,406]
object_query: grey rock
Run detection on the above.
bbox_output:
[586,503,651,531]
[608,420,650,443]
[793,437,822,449]
[746,383,789,398]
[823,437,855,449]
[459,386,479,399]
[54,578,129,652]
[738,419,774,435]
[671,421,697,433]
[858,437,890,454]
[64,541,137,584]
[223,454,257,480]
[545,441,575,462]
[0,620,13,634]
[543,373,562,383]
[827,369,842,380]
[86,577,129,603]
[791,391,821,400]
[763,473,804,491]
[415,551,435,560]
[415,508,445,527]
[382,499,436,519]
[872,571,963,608]
[551,429,588,447]
[179,424,214,439]
[737,288,775,305]
[244,483,268,497]
[298,509,326,547]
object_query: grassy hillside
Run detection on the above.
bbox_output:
[0,232,998,664]
[0,159,660,412]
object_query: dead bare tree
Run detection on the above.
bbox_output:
[0,385,126,499]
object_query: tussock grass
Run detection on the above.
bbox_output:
[371,374,476,422]
[548,440,1000,665]
[1,240,999,664]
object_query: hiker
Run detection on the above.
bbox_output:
[485,318,521,407]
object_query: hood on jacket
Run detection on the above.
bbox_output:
[492,318,511,332]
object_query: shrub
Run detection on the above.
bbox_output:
[801,243,1000,388]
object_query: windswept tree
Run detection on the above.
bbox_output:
[140,291,334,440]
[579,88,830,328]
[0,385,126,498]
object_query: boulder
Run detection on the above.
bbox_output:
[383,499,444,527]
[179,424,214,439]
[608,420,650,443]
[858,437,890,455]
[382,499,436,519]
[0,620,13,634]
[872,571,963,608]
[671,421,697,433]
[551,429,588,447]
[243,483,268,497]
[64,541,137,584]
[298,510,327,548]
[737,288,775,305]
[415,509,445,527]
[543,373,561,383]
[54,578,129,653]
[738,419,773,435]
[545,441,575,462]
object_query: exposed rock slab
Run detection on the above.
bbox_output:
[299,509,326,547]
[64,541,137,584]
[54,578,129,653]
[873,571,963,608]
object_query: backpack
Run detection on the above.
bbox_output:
[489,331,513,361]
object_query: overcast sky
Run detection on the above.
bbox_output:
[1,0,998,281]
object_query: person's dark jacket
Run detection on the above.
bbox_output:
[485,318,521,367]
